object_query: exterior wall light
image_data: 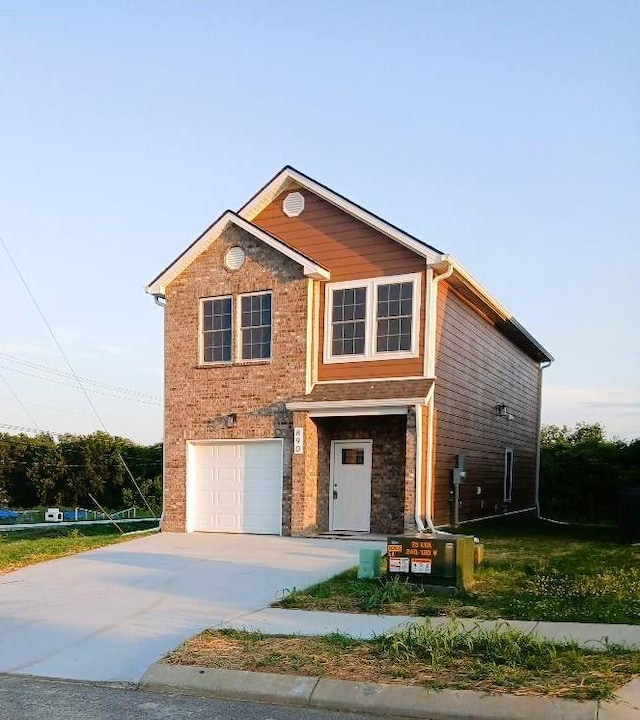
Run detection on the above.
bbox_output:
[225,413,237,428]
[495,404,508,418]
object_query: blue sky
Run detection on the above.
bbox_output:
[0,1,638,444]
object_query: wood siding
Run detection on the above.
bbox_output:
[432,284,541,525]
[253,187,426,381]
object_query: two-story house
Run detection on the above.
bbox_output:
[146,167,552,536]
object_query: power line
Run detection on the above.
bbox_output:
[0,394,135,422]
[0,364,161,406]
[0,352,161,401]
[0,370,41,431]
[0,421,65,436]
[0,235,157,517]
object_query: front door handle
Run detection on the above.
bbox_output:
[333,490,338,499]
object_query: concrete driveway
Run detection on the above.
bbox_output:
[0,532,383,683]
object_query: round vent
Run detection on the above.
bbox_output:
[224,246,245,271]
[282,191,305,217]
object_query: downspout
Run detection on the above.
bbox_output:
[415,386,438,534]
[414,402,426,533]
[534,359,553,517]
[152,293,167,527]
[417,262,455,534]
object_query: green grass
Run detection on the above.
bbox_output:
[0,521,159,574]
[165,622,640,700]
[275,516,640,624]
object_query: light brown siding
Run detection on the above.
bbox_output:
[432,284,541,525]
[253,187,426,381]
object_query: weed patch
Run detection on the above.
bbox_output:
[165,623,640,700]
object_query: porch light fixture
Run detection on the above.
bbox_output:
[225,413,237,428]
[495,404,508,418]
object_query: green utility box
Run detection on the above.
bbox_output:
[387,534,475,591]
[358,548,382,579]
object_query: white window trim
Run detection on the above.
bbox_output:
[503,448,514,503]
[237,290,274,363]
[323,272,421,364]
[199,295,233,365]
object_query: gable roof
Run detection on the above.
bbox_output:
[145,167,551,365]
[145,210,329,296]
[238,165,443,262]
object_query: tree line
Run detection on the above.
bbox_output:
[0,431,162,514]
[539,423,640,524]
[1,422,637,525]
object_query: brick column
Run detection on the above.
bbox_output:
[404,407,417,533]
[290,411,319,535]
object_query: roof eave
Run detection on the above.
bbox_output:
[145,211,329,296]
[430,255,553,364]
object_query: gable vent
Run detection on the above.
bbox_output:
[283,191,305,217]
[224,246,246,271]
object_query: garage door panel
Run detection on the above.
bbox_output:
[190,440,282,535]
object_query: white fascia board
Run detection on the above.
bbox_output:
[239,168,442,263]
[307,408,409,418]
[431,255,512,321]
[286,397,429,412]
[145,211,329,296]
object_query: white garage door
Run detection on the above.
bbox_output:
[189,440,283,534]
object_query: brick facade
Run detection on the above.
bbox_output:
[288,414,415,536]
[163,225,308,532]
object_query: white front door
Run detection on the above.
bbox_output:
[330,440,372,532]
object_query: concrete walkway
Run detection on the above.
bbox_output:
[222,607,640,650]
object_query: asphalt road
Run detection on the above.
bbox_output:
[0,675,408,720]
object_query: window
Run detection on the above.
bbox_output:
[201,296,232,363]
[240,292,272,360]
[325,273,420,362]
[503,448,514,503]
[200,291,272,364]
[331,287,366,356]
[376,281,413,352]
[342,448,365,465]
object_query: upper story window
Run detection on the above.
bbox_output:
[202,296,232,363]
[324,273,421,364]
[376,281,413,353]
[200,291,272,365]
[240,292,272,361]
[331,287,366,356]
